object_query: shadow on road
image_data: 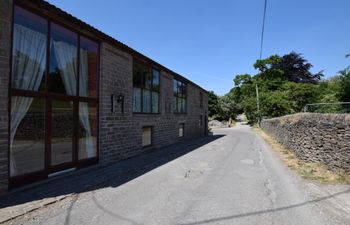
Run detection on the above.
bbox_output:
[177,188,350,225]
[0,135,225,210]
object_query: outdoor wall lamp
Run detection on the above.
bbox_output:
[111,93,124,113]
[117,93,124,113]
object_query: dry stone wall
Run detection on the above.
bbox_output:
[261,113,350,172]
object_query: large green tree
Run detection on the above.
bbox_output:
[208,91,221,118]
[254,52,323,84]
[209,52,348,123]
[274,52,323,84]
[230,52,325,123]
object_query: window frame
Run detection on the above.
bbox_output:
[173,79,187,114]
[9,3,100,187]
[132,59,160,114]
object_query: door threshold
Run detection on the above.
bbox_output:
[48,168,76,178]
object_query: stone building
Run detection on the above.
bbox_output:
[0,0,208,193]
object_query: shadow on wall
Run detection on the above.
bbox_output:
[0,134,225,209]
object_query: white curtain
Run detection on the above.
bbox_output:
[52,40,77,96]
[79,102,94,158]
[133,88,142,112]
[53,41,94,158]
[79,50,94,158]
[142,90,151,113]
[12,25,46,90]
[10,24,46,176]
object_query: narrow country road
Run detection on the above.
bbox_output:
[10,123,350,225]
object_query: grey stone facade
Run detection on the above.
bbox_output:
[0,0,12,193]
[99,43,208,164]
[0,0,208,193]
[261,113,350,172]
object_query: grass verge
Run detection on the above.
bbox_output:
[253,127,350,184]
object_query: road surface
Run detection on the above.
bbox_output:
[10,123,350,225]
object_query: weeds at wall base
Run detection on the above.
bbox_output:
[253,127,350,184]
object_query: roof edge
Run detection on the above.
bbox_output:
[19,0,208,94]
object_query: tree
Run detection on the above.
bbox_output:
[240,96,259,123]
[283,82,319,112]
[230,52,325,123]
[254,55,281,72]
[273,52,324,84]
[208,91,221,118]
[217,93,240,121]
[260,91,291,118]
[318,76,341,103]
[254,55,285,91]
[254,52,323,84]
[233,74,252,87]
[338,67,350,102]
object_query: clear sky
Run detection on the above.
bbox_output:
[47,0,350,95]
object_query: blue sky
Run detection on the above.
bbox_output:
[47,0,350,95]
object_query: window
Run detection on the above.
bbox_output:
[10,6,99,179]
[78,102,98,160]
[179,123,185,137]
[200,92,203,108]
[173,80,186,113]
[51,100,74,166]
[11,6,47,92]
[10,97,45,177]
[80,36,99,97]
[49,23,78,95]
[142,127,152,147]
[133,60,160,113]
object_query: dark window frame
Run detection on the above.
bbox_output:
[173,79,187,114]
[133,58,160,114]
[8,3,100,188]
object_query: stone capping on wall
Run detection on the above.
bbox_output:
[260,113,350,172]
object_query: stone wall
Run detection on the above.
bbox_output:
[99,43,208,165]
[261,113,350,172]
[0,0,12,193]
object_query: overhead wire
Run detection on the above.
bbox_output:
[259,0,268,60]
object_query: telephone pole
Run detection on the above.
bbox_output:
[256,0,267,125]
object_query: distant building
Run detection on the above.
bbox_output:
[0,0,208,192]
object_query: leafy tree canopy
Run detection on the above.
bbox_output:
[208,52,348,123]
[254,52,323,84]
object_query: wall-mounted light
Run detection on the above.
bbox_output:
[117,93,124,113]
[111,93,124,113]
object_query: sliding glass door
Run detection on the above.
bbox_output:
[51,100,74,167]
[10,5,99,185]
[10,97,45,177]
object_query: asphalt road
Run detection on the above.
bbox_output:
[10,123,350,225]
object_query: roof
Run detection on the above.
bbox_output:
[18,0,208,93]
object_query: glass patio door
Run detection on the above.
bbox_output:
[49,100,75,171]
[10,5,99,187]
